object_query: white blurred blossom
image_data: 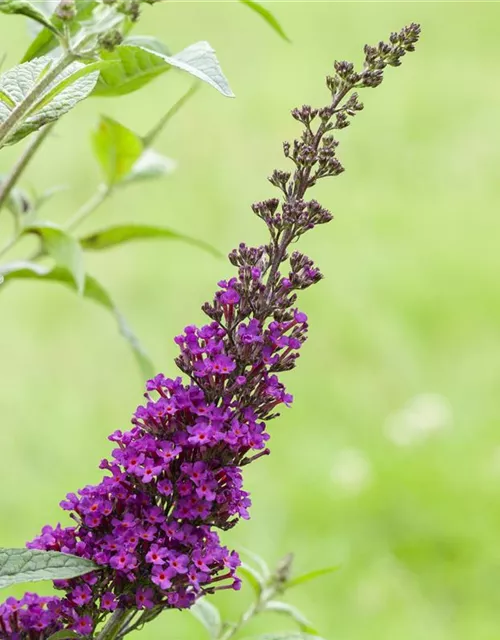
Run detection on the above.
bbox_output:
[330,448,372,494]
[385,393,453,446]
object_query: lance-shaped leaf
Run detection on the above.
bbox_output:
[22,0,96,62]
[0,0,60,34]
[47,632,82,640]
[286,565,340,590]
[0,57,100,145]
[23,222,85,294]
[238,561,265,595]
[92,116,144,186]
[240,0,290,42]
[94,41,233,98]
[0,261,154,377]
[190,598,222,639]
[264,602,319,635]
[0,548,98,590]
[79,224,221,258]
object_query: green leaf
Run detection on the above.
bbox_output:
[47,631,81,640]
[0,0,60,34]
[22,0,96,62]
[94,41,234,98]
[286,565,340,590]
[0,57,100,145]
[0,261,154,378]
[92,116,144,186]
[125,149,176,183]
[240,0,290,42]
[0,548,98,589]
[264,602,319,635]
[190,598,221,639]
[79,224,221,258]
[238,561,264,595]
[123,35,171,56]
[239,548,271,581]
[240,635,326,640]
[23,222,85,294]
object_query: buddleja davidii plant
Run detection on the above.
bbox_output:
[0,0,289,376]
[0,21,420,640]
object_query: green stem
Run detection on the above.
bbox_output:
[66,184,111,231]
[143,82,199,147]
[0,54,75,149]
[96,609,134,640]
[0,122,55,215]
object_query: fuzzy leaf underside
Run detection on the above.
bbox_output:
[0,548,98,590]
[0,57,99,145]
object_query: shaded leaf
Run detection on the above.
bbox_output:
[286,565,340,591]
[0,57,100,145]
[92,116,144,186]
[240,0,290,42]
[238,561,264,595]
[94,41,233,98]
[79,224,221,258]
[264,602,318,635]
[0,0,60,34]
[23,222,85,294]
[47,631,81,640]
[0,261,154,377]
[190,598,221,639]
[239,548,271,581]
[125,149,176,183]
[22,0,96,62]
[0,548,98,589]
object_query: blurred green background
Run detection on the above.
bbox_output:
[2,2,500,638]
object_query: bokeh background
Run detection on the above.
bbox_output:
[1,2,500,638]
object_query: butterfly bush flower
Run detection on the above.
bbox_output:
[0,24,420,638]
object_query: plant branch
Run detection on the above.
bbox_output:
[143,82,199,147]
[96,609,134,640]
[0,122,55,215]
[66,183,111,231]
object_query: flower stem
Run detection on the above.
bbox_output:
[66,183,111,231]
[0,54,75,149]
[0,122,55,216]
[96,609,134,640]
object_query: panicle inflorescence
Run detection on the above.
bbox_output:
[0,24,419,638]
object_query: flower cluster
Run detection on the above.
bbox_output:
[0,23,420,639]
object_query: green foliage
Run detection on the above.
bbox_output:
[190,598,222,639]
[94,42,234,98]
[22,0,96,62]
[92,116,144,186]
[263,602,318,635]
[46,632,81,640]
[79,224,221,258]
[286,565,340,590]
[0,261,154,376]
[0,57,99,145]
[240,0,290,42]
[23,222,85,294]
[0,548,98,589]
[0,0,60,34]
